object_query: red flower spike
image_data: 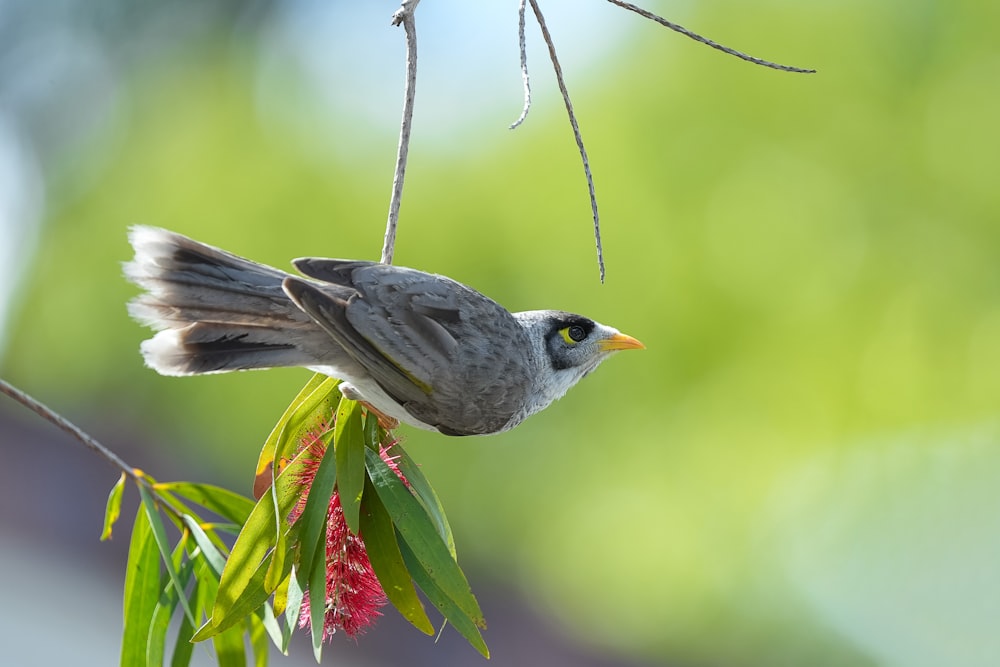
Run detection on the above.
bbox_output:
[290,424,408,640]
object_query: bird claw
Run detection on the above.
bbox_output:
[360,401,399,431]
[339,382,400,430]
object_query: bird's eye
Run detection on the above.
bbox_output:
[560,325,588,344]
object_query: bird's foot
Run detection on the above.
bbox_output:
[359,401,400,431]
[341,382,400,430]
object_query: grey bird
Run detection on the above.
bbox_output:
[125,227,644,436]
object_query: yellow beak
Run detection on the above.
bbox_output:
[599,332,645,352]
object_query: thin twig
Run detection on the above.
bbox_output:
[1,378,191,523]
[510,0,532,129]
[606,0,815,73]
[527,0,606,283]
[0,378,141,481]
[383,0,421,265]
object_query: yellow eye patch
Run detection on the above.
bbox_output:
[559,325,587,344]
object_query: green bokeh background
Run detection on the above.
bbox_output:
[3,1,999,665]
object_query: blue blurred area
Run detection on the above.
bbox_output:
[2,1,1000,665]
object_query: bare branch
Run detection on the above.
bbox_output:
[509,0,532,130]
[527,0,606,283]
[383,1,421,265]
[390,0,420,27]
[0,378,140,481]
[606,0,816,73]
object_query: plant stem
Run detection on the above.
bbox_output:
[382,0,421,265]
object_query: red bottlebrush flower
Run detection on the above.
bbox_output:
[290,423,406,640]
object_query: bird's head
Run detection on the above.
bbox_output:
[515,310,644,408]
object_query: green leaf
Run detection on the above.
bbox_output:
[281,570,304,654]
[139,485,196,626]
[181,515,227,577]
[213,619,247,667]
[391,444,456,558]
[254,374,340,499]
[272,570,290,618]
[194,551,286,641]
[365,448,484,627]
[264,519,291,593]
[248,613,269,667]
[296,436,337,586]
[363,410,382,451]
[121,507,161,667]
[101,472,127,541]
[212,446,311,624]
[256,373,328,473]
[158,482,256,525]
[359,477,434,635]
[401,540,490,658]
[146,590,173,667]
[169,580,197,667]
[147,544,195,667]
[308,536,327,663]
[194,556,218,630]
[257,601,284,656]
[334,398,365,534]
[275,376,340,465]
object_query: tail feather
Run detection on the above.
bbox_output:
[125,226,327,376]
[139,325,310,376]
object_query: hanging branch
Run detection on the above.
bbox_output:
[510,0,532,130]
[606,0,816,73]
[382,0,421,265]
[527,0,606,283]
[513,1,815,283]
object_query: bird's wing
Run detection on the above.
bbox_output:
[345,264,536,433]
[289,260,534,434]
[282,275,431,408]
[292,258,377,287]
[291,259,470,380]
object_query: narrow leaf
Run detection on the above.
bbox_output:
[281,571,304,654]
[147,545,195,667]
[296,439,337,584]
[363,410,382,451]
[121,507,161,667]
[249,613,269,667]
[146,590,173,667]
[254,374,340,499]
[254,373,327,480]
[213,446,311,623]
[365,448,484,627]
[359,477,434,635]
[391,444,456,557]
[101,472,127,541]
[158,482,255,525]
[194,552,285,641]
[213,621,247,667]
[181,515,227,577]
[264,516,291,593]
[334,398,365,534]
[308,537,326,663]
[258,602,284,655]
[139,485,196,626]
[194,557,219,634]
[401,540,490,658]
[169,579,197,667]
[275,376,340,469]
[272,571,290,619]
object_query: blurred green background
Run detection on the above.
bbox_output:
[2,0,999,665]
